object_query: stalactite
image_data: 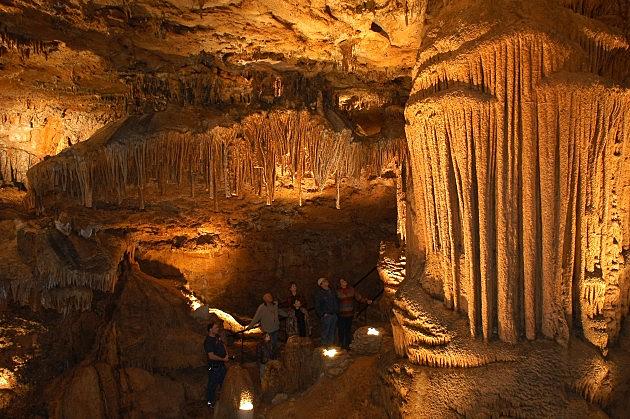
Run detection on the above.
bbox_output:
[405,0,630,350]
[0,28,59,60]
[27,109,405,212]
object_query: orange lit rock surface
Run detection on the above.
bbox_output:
[404,0,630,351]
[1,0,630,418]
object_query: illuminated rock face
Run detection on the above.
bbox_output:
[404,0,630,350]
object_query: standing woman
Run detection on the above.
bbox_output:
[336,278,372,349]
[282,281,306,309]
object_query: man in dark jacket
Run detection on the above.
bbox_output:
[315,278,339,346]
[204,320,229,408]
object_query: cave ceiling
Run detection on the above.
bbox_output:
[0,0,431,114]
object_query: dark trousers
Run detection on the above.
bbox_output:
[320,313,338,345]
[338,316,353,349]
[269,330,279,354]
[207,363,227,404]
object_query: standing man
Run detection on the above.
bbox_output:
[245,292,287,352]
[337,278,372,349]
[315,278,339,346]
[204,319,229,409]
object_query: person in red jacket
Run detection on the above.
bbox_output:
[336,278,372,349]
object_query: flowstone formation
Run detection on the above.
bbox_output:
[403,0,630,352]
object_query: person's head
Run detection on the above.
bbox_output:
[293,299,302,309]
[263,293,273,304]
[289,282,298,294]
[207,320,221,336]
[339,278,348,289]
[318,278,329,289]
[264,333,271,342]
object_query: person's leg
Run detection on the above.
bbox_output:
[270,330,279,355]
[331,314,338,345]
[345,316,354,347]
[321,315,331,345]
[337,317,347,348]
[214,364,227,401]
[207,367,218,405]
[337,316,346,347]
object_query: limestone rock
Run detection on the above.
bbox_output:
[350,326,384,355]
[215,364,256,419]
[261,360,284,402]
[271,393,288,405]
[280,336,316,394]
[312,347,351,378]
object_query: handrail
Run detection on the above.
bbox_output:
[355,286,383,319]
[352,266,377,288]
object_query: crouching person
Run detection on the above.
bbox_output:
[204,320,229,409]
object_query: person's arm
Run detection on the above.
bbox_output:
[246,305,263,330]
[207,352,228,362]
[304,310,312,335]
[278,307,288,318]
[355,290,372,305]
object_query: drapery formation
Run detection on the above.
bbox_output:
[404,0,630,350]
[27,109,404,211]
[0,146,38,184]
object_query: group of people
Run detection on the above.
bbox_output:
[203,278,373,408]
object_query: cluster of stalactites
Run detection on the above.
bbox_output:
[405,0,630,350]
[0,27,59,60]
[27,110,405,212]
[0,146,38,184]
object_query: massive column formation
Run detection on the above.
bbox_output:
[404,0,630,350]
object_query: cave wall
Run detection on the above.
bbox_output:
[135,182,396,316]
[403,0,630,349]
[0,97,122,185]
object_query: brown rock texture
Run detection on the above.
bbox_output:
[404,0,630,350]
[280,336,316,394]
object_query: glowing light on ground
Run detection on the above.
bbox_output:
[367,327,380,336]
[323,348,337,358]
[0,369,15,390]
[239,392,254,410]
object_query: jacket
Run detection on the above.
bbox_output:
[337,286,368,317]
[315,287,338,318]
[247,302,287,333]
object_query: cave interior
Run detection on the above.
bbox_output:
[1,0,630,418]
